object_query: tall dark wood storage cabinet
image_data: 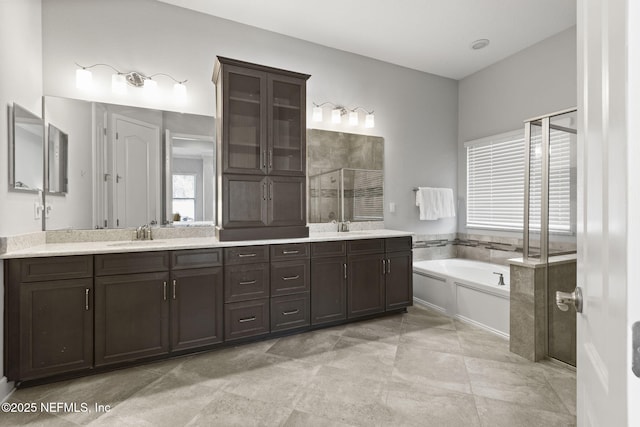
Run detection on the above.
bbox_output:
[213,57,311,241]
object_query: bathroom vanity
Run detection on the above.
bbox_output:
[3,231,412,385]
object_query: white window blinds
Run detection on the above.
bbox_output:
[466,129,573,233]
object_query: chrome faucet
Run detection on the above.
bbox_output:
[493,272,506,286]
[339,221,351,232]
[136,224,152,240]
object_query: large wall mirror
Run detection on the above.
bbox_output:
[9,103,44,193]
[307,129,384,223]
[43,96,215,231]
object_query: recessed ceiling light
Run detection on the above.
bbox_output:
[470,39,490,50]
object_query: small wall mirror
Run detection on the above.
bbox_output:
[47,124,68,195]
[9,103,44,193]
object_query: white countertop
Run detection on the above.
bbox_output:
[0,229,413,259]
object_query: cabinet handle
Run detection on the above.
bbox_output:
[283,250,299,255]
[239,316,256,323]
[239,280,257,285]
[344,263,347,279]
[238,253,257,258]
[282,275,300,281]
[268,150,273,169]
[382,259,387,275]
[269,182,273,200]
[262,182,267,200]
[262,150,267,168]
[172,280,177,300]
[85,288,90,311]
[387,259,391,274]
[163,281,167,301]
[282,309,299,316]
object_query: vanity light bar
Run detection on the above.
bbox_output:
[312,102,375,128]
[74,63,188,104]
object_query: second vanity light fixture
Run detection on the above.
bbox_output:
[312,102,375,128]
[75,62,188,104]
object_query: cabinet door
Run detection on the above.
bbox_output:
[311,256,347,325]
[19,279,93,380]
[95,272,170,366]
[267,176,306,226]
[171,267,223,352]
[268,74,306,176]
[347,253,385,319]
[223,65,267,174]
[385,251,413,310]
[222,174,268,228]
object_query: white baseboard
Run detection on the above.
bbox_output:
[412,297,446,314]
[454,314,510,339]
[0,376,15,403]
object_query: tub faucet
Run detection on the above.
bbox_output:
[493,272,505,286]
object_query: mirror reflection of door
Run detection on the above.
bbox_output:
[166,132,215,224]
[111,115,160,228]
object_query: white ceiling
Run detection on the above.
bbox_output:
[157,0,576,80]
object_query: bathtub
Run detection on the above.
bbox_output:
[412,258,510,337]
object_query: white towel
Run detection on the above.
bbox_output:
[415,187,456,220]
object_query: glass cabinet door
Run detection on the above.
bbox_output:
[268,75,305,176]
[224,67,267,174]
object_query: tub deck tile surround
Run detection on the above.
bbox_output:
[1,305,576,427]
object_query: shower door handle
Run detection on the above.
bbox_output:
[556,287,583,313]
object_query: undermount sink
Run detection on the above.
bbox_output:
[107,240,166,247]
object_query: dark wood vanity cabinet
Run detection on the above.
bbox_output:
[214,57,310,241]
[4,236,412,383]
[94,252,170,366]
[310,241,348,325]
[384,237,414,311]
[170,249,224,352]
[6,256,94,381]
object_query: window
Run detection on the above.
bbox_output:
[172,174,196,221]
[466,129,573,233]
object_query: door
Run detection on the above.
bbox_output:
[94,272,169,366]
[385,251,413,311]
[170,267,223,352]
[222,174,268,228]
[267,176,306,226]
[347,253,385,318]
[113,115,160,228]
[311,256,347,325]
[268,74,306,176]
[223,65,267,174]
[19,279,93,379]
[577,0,640,425]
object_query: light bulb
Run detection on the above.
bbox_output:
[174,82,187,104]
[75,68,92,90]
[312,106,323,122]
[331,108,341,124]
[349,111,358,126]
[365,113,375,128]
[111,74,127,94]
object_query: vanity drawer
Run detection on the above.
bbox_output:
[224,298,270,341]
[171,248,222,269]
[95,252,169,276]
[385,237,413,253]
[271,293,310,332]
[224,245,269,265]
[311,241,347,258]
[347,239,384,255]
[15,255,93,283]
[224,263,270,302]
[270,243,310,261]
[270,260,310,296]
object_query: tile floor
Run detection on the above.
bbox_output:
[1,305,576,426]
